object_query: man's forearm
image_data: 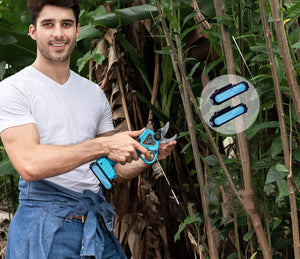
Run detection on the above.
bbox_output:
[114,158,149,183]
[7,137,109,181]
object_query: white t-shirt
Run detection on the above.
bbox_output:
[0,66,114,193]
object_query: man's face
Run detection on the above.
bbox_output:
[29,5,80,64]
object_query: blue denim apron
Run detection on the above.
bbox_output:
[5,178,127,259]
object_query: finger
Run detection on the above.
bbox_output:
[159,140,176,150]
[126,157,132,163]
[132,151,139,161]
[126,128,145,138]
[135,143,152,160]
[165,140,177,147]
[116,156,126,165]
[157,141,176,160]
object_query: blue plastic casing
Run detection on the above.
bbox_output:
[210,81,249,105]
[90,157,117,190]
[210,103,248,127]
[90,129,161,190]
[137,129,159,164]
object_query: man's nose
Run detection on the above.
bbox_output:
[52,24,63,38]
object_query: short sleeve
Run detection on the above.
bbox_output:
[96,90,114,135]
[0,80,35,134]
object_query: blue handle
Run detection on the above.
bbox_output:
[137,129,159,165]
[137,150,158,164]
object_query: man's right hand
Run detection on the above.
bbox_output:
[100,129,152,165]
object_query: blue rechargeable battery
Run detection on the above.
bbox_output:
[210,81,249,105]
[90,157,117,191]
[210,103,248,127]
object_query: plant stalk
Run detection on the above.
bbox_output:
[155,1,219,258]
[213,0,272,258]
[116,66,132,131]
[259,1,300,257]
[268,0,300,122]
[234,212,242,259]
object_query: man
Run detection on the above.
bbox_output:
[0,0,176,258]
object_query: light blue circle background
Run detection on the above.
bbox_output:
[199,75,259,135]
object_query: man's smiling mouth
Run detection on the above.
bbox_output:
[51,42,67,47]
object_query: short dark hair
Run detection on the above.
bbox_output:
[27,0,80,26]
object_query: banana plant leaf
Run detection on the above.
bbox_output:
[92,4,158,28]
[77,24,102,41]
[116,32,152,93]
[0,157,18,176]
[0,26,36,73]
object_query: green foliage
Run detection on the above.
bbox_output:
[77,24,102,41]
[156,0,300,257]
[244,230,255,241]
[227,253,238,259]
[117,32,153,93]
[0,157,17,177]
[77,47,105,73]
[93,5,158,28]
[0,0,300,257]
[174,204,203,242]
[265,165,286,184]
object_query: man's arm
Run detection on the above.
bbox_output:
[0,123,151,181]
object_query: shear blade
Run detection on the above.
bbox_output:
[158,122,177,144]
[160,122,170,137]
[160,134,177,144]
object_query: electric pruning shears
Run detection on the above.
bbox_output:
[89,122,177,191]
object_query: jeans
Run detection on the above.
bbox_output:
[48,218,122,259]
[5,179,127,259]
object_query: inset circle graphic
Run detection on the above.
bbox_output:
[200,75,259,135]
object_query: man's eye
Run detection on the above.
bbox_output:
[43,23,53,27]
[63,23,72,27]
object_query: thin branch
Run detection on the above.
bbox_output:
[260,1,300,257]
[268,0,300,121]
[213,0,272,258]
[155,1,219,258]
[147,50,160,122]
[116,66,132,131]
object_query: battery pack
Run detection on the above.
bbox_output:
[210,81,249,105]
[90,157,117,191]
[210,103,248,127]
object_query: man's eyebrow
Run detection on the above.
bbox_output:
[40,19,75,24]
[61,19,75,24]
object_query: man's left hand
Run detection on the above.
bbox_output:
[157,140,177,160]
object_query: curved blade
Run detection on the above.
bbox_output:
[157,122,177,144]
[160,134,177,144]
[159,122,170,137]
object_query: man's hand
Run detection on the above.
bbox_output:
[101,129,152,165]
[157,140,177,161]
[113,133,176,182]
